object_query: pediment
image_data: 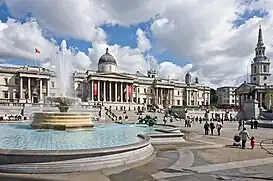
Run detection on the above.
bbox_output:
[89,72,135,80]
[235,83,253,94]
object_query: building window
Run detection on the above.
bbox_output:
[177,91,180,96]
[177,100,180,105]
[143,98,146,104]
[138,98,140,103]
[232,99,235,103]
[150,89,153,94]
[263,65,267,72]
[15,92,19,99]
[15,78,19,85]
[254,66,257,73]
[78,83,81,88]
[4,78,8,85]
[138,88,139,93]
[51,81,55,88]
[253,77,256,81]
[3,91,8,99]
[144,88,146,94]
[133,87,136,92]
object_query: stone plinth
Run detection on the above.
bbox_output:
[31,112,95,130]
[243,100,259,120]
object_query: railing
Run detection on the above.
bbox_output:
[105,107,117,121]
[0,102,101,109]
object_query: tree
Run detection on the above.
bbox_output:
[265,91,273,110]
[210,88,217,106]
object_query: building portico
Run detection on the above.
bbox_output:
[87,73,135,103]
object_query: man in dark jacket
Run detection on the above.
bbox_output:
[204,121,209,135]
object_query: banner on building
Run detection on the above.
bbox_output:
[128,85,132,97]
[93,82,98,96]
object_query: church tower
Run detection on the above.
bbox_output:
[250,25,271,86]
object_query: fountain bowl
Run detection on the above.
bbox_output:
[31,112,95,130]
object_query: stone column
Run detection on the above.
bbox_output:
[20,77,23,99]
[188,90,190,106]
[172,89,174,106]
[109,82,112,102]
[103,81,106,102]
[260,93,263,107]
[39,79,43,102]
[91,81,94,101]
[254,91,258,101]
[97,80,100,101]
[124,83,127,102]
[136,86,138,103]
[46,80,50,97]
[121,83,123,102]
[115,82,117,102]
[28,78,31,102]
[156,88,158,104]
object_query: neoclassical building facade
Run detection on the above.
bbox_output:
[80,48,211,108]
[0,49,211,108]
[235,26,273,109]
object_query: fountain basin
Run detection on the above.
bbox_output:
[0,134,153,174]
[31,112,95,130]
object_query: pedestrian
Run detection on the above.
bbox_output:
[209,121,215,136]
[250,136,255,149]
[216,120,223,136]
[239,127,251,149]
[254,119,258,129]
[238,119,242,130]
[204,121,209,135]
[250,117,254,129]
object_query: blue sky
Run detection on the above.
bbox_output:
[0,2,268,67]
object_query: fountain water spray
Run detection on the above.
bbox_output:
[55,40,73,97]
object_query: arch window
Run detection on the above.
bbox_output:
[263,65,267,72]
[254,66,257,73]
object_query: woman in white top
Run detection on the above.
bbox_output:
[216,120,223,136]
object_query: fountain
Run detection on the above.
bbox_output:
[31,41,94,130]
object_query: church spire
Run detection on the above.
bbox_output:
[257,25,264,47]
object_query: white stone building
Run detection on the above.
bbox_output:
[216,86,239,107]
[235,25,273,109]
[0,49,211,108]
[81,48,211,109]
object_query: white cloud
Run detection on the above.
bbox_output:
[3,0,273,88]
[136,28,151,53]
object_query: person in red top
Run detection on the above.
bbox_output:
[250,136,255,149]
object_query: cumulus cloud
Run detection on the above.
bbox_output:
[2,0,273,88]
[136,28,151,53]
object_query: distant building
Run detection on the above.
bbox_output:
[235,25,273,109]
[0,49,211,108]
[216,86,239,107]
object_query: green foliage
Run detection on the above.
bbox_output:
[138,115,157,127]
[210,88,217,106]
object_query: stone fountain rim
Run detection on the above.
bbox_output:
[0,134,149,155]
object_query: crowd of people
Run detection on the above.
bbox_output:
[183,115,258,150]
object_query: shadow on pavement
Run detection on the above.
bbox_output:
[0,175,56,181]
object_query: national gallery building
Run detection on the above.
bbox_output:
[0,48,210,108]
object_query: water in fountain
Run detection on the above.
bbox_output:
[56,40,72,97]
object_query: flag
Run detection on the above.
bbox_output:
[128,85,132,97]
[35,48,41,54]
[93,82,98,96]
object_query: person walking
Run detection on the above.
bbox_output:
[254,119,258,129]
[250,136,256,149]
[204,121,209,135]
[250,117,254,129]
[209,121,215,136]
[239,127,251,149]
[216,120,223,136]
[238,119,242,130]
